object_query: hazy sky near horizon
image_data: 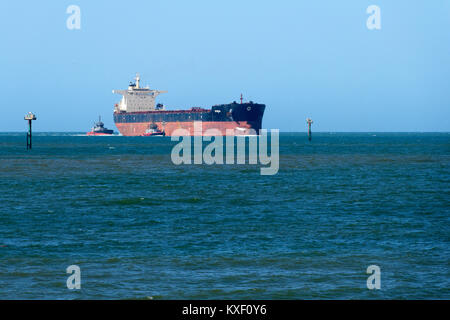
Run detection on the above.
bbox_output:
[0,0,449,132]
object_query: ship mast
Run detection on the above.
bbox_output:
[135,73,140,89]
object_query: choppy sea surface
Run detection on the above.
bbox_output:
[0,132,448,299]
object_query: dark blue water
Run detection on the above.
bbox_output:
[0,133,448,299]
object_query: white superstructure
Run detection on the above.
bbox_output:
[113,73,167,113]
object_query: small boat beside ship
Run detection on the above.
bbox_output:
[141,129,165,136]
[87,116,114,136]
[141,124,165,136]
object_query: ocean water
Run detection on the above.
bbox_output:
[0,132,448,299]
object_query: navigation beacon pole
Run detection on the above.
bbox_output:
[306,118,313,141]
[24,112,37,150]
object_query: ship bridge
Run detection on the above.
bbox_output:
[113,73,167,112]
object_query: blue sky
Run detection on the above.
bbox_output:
[0,0,449,131]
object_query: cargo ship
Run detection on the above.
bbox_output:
[113,74,265,136]
[87,116,114,136]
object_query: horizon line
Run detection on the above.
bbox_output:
[1,131,449,134]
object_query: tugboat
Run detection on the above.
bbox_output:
[87,116,114,136]
[141,123,165,136]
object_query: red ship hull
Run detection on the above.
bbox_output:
[115,121,256,137]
